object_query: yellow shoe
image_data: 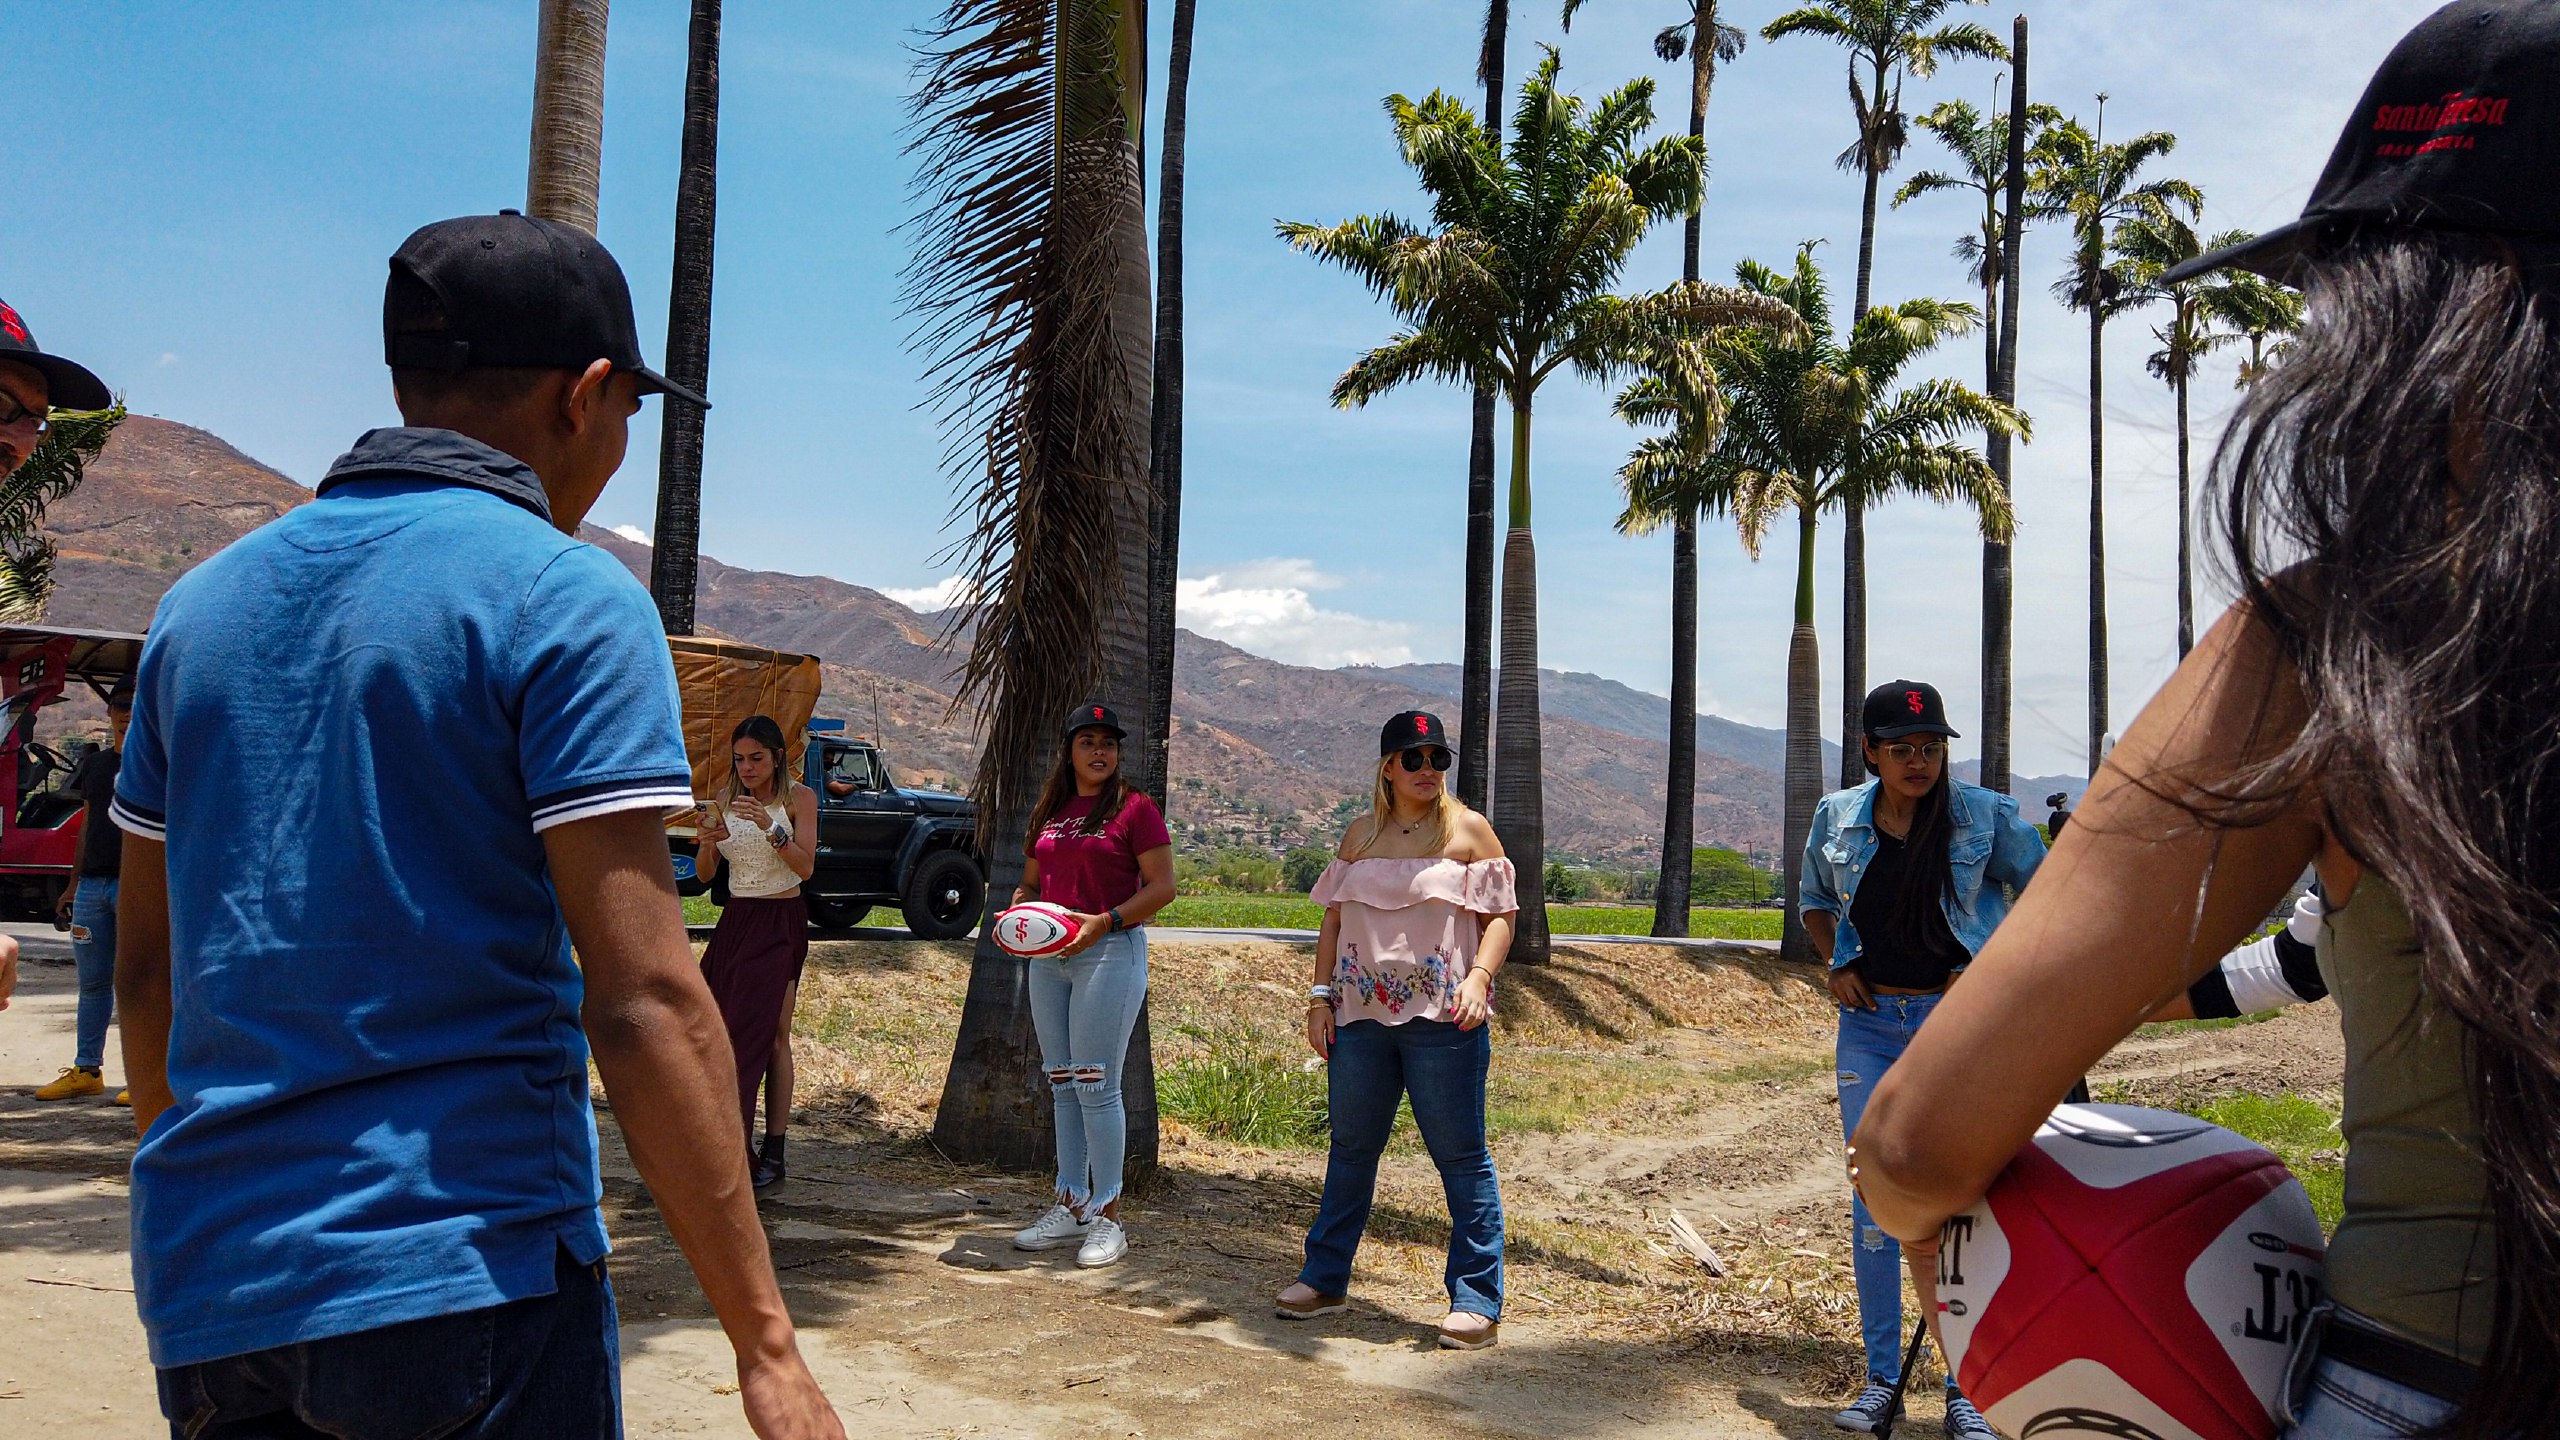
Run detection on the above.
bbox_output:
[35,1066,105,1101]
[113,1090,131,1107]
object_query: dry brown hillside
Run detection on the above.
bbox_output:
[32,416,1785,859]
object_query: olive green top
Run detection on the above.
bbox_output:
[2318,878,2497,1364]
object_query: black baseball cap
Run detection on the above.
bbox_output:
[1379,710,1451,756]
[1064,702,1126,740]
[2165,0,2560,285]
[0,298,111,412]
[1862,680,1958,741]
[384,211,707,407]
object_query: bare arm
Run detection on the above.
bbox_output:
[116,838,174,1134]
[1013,855,1041,906]
[1117,845,1176,925]
[545,809,844,1440]
[0,932,16,1012]
[778,788,817,882]
[1854,604,2322,1245]
[1452,813,1512,1029]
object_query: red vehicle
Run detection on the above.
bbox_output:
[0,624,143,917]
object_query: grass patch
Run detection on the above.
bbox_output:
[1153,893,1782,941]
[2097,1085,2346,1233]
[1485,1052,1699,1136]
[1158,1028,1330,1148]
[2136,1011,2283,1036]
[682,895,719,927]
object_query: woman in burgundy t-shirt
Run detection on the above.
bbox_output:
[1007,703,1175,1269]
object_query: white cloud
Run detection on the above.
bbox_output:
[1178,559,1415,668]
[156,352,180,368]
[608,523,651,546]
[884,575,972,613]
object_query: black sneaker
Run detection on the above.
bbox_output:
[750,1137,786,1192]
[1942,1392,1995,1439]
[1833,1379,1898,1433]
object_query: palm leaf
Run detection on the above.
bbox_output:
[0,405,123,622]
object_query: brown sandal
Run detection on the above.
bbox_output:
[1274,1286,1347,1320]
[1437,1314,1500,1350]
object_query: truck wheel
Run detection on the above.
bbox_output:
[804,895,871,932]
[901,850,984,940]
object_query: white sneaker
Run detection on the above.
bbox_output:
[1012,1204,1091,1252]
[1075,1215,1127,1268]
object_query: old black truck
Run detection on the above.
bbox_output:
[677,719,984,939]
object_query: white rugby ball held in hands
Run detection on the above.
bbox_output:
[993,901,1081,957]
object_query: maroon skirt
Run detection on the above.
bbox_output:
[699,895,811,1137]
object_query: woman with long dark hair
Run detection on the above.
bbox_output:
[1276,711,1516,1351]
[1852,11,2560,1437]
[694,714,817,1191]
[1008,703,1175,1269]
[1800,680,2046,1438]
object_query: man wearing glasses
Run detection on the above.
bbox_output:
[1796,679,2046,1439]
[0,296,108,1017]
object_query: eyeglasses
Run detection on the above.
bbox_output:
[0,394,47,433]
[1398,747,1454,773]
[1879,741,1948,764]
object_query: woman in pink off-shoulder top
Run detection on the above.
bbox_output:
[1273,710,1517,1351]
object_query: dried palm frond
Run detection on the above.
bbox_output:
[0,406,123,623]
[901,0,1151,834]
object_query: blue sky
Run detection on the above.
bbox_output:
[12,0,2438,777]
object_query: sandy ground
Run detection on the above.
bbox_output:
[0,938,2344,1438]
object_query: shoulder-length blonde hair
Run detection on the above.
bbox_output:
[1342,753,1469,859]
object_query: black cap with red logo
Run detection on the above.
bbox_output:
[2166,0,2560,284]
[0,298,112,412]
[1861,680,1958,741]
[1379,710,1451,756]
[385,211,707,406]
[1063,702,1126,741]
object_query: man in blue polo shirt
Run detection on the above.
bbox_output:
[111,213,845,1439]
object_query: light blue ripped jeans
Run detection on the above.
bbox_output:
[1838,992,1965,1391]
[1027,928,1148,1212]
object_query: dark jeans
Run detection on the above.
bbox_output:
[155,1245,620,1439]
[1298,1017,1504,1318]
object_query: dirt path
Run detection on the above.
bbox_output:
[0,940,2344,1438]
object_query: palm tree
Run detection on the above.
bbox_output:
[1762,0,2006,791]
[2118,216,2252,658]
[1562,0,1745,939]
[0,404,124,622]
[526,0,611,234]
[1702,246,2021,959]
[1459,2,1510,815]
[649,0,720,637]
[2033,105,2198,774]
[2216,269,2304,390]
[905,0,1158,1174]
[1142,0,1198,802]
[1895,86,2055,794]
[1283,53,1790,963]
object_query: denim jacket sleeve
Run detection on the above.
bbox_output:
[1985,793,2049,893]
[1798,800,1846,920]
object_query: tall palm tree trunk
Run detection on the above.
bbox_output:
[526,0,611,234]
[1144,0,1196,797]
[1495,397,1549,964]
[1782,509,1823,964]
[2087,300,2109,776]
[1982,19,2027,799]
[1838,139,1882,792]
[1653,10,1712,940]
[1460,0,1509,813]
[650,0,719,637]
[2174,365,2192,658]
[933,0,1157,1183]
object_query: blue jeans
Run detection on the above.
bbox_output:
[1838,992,1962,1390]
[70,876,118,1069]
[2283,1356,2457,1438]
[1026,927,1148,1211]
[155,1244,620,1439]
[1298,1017,1504,1319]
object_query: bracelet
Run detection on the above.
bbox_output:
[1309,984,1331,998]
[1108,907,1125,933]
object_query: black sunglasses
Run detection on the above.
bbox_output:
[1397,747,1454,773]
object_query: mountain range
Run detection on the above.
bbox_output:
[35,417,2082,863]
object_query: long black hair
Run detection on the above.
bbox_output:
[2206,230,2560,1437]
[1023,725,1128,849]
[1867,736,1956,955]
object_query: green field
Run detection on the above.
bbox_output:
[1151,892,1782,939]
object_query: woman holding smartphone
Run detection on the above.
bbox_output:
[1277,710,1515,1350]
[695,714,817,1191]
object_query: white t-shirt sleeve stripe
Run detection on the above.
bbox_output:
[109,797,168,841]
[2218,934,2308,1015]
[530,784,696,833]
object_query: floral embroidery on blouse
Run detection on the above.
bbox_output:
[1331,942,1457,1018]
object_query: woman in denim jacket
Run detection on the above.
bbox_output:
[1798,679,2046,1437]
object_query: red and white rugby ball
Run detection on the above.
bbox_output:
[1936,1103,2327,1440]
[992,901,1081,957]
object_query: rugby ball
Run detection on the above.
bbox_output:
[992,901,1080,958]
[1936,1103,2327,1440]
